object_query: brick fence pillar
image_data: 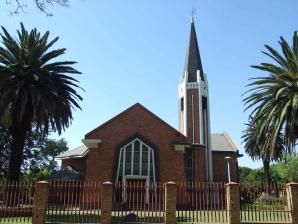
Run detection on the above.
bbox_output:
[165,181,177,224]
[32,181,50,224]
[226,182,240,224]
[286,182,298,224]
[101,181,113,224]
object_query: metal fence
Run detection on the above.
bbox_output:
[0,181,34,223]
[176,182,227,223]
[112,181,165,223]
[46,180,101,223]
[240,183,290,223]
[0,180,295,224]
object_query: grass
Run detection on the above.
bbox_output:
[0,217,31,224]
[240,210,290,223]
[241,202,287,210]
[0,210,291,224]
[46,210,101,223]
[111,210,164,224]
[176,210,290,224]
[176,210,227,224]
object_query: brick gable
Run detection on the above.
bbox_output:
[85,103,187,140]
[83,103,199,183]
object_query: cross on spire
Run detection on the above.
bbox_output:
[184,9,204,82]
[190,6,197,23]
[191,7,196,18]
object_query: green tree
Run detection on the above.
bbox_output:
[238,166,253,183]
[0,121,68,181]
[243,31,298,181]
[242,119,284,183]
[270,154,298,183]
[0,23,82,181]
[21,138,68,181]
[243,168,265,183]
[239,154,298,183]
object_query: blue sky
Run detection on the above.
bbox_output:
[1,0,297,168]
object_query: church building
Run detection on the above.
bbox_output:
[57,19,240,184]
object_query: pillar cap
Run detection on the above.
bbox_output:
[225,182,239,186]
[286,182,298,186]
[103,181,113,185]
[166,181,177,185]
[36,181,49,185]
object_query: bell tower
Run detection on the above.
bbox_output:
[178,18,213,181]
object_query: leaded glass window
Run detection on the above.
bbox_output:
[116,138,156,185]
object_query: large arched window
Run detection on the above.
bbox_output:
[115,138,156,185]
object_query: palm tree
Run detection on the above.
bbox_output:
[0,23,82,181]
[242,118,284,183]
[243,31,298,164]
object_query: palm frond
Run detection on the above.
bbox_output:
[0,23,83,135]
[243,31,298,169]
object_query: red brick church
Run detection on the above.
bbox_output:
[57,18,240,184]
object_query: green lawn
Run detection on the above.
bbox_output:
[46,210,101,223]
[0,217,31,224]
[176,210,227,224]
[240,210,290,223]
[0,210,291,224]
[176,210,290,224]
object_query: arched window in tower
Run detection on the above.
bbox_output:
[115,138,156,185]
[180,97,184,111]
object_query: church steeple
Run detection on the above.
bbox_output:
[183,19,204,82]
[178,17,213,182]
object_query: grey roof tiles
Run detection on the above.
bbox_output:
[183,20,205,82]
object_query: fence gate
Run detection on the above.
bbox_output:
[112,182,164,223]
[176,182,227,223]
[46,181,101,224]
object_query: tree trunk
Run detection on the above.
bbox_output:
[294,125,298,138]
[8,124,27,181]
[263,159,271,184]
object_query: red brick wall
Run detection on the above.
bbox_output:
[195,148,205,182]
[61,105,238,184]
[186,89,200,143]
[212,151,238,183]
[165,182,177,224]
[85,105,194,183]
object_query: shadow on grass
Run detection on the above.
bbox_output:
[46,214,100,223]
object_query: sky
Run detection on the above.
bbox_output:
[0,0,297,168]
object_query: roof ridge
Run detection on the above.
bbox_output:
[85,103,187,140]
[222,131,238,152]
[85,103,141,137]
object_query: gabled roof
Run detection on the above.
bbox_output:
[211,131,238,152]
[85,103,187,139]
[57,131,239,160]
[57,103,189,160]
[182,18,204,82]
[56,145,89,160]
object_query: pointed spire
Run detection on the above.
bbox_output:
[183,18,204,82]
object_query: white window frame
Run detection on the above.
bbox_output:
[115,138,156,203]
